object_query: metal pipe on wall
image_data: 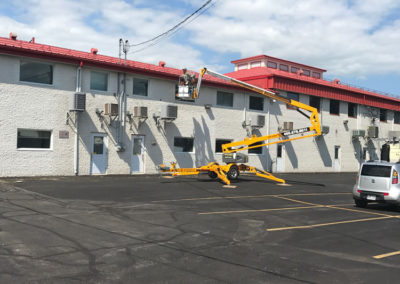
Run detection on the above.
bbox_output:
[74,65,82,175]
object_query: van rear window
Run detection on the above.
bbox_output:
[361,165,392,177]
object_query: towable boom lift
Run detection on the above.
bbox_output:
[160,68,321,185]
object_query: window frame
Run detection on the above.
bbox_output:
[329,99,340,115]
[173,137,194,153]
[290,66,299,74]
[133,77,149,97]
[303,69,311,76]
[90,71,109,92]
[215,139,233,153]
[380,108,387,122]
[248,141,263,155]
[216,91,234,107]
[394,111,400,124]
[309,96,321,112]
[267,61,277,69]
[19,60,54,85]
[17,128,53,151]
[249,96,264,111]
[279,64,289,72]
[348,103,357,118]
[286,92,299,110]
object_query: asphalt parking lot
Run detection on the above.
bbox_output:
[1,172,399,283]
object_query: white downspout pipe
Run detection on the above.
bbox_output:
[74,63,82,175]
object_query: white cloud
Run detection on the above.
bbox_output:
[0,0,399,80]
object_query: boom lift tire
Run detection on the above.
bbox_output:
[227,165,239,180]
[208,171,218,179]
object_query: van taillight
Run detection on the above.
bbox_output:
[392,169,398,184]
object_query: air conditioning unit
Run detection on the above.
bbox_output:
[367,126,379,138]
[70,92,86,111]
[283,121,293,131]
[250,114,265,127]
[321,126,330,135]
[352,129,365,138]
[160,105,178,119]
[105,103,118,116]
[389,131,400,140]
[134,106,148,118]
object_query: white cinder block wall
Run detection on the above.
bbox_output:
[0,53,397,177]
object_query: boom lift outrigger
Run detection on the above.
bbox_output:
[160,68,321,185]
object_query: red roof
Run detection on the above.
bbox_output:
[0,36,238,90]
[226,67,400,111]
[231,55,327,73]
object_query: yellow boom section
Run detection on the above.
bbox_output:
[196,68,321,154]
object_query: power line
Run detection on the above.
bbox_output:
[128,0,214,53]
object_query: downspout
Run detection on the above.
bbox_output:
[267,99,271,171]
[74,61,83,175]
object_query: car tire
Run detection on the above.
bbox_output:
[208,171,217,179]
[354,199,367,208]
[227,165,239,180]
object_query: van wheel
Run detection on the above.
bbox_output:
[354,199,367,208]
[208,171,217,179]
[227,165,239,180]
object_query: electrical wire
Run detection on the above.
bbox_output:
[128,0,216,54]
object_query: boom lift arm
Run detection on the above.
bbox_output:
[160,68,321,186]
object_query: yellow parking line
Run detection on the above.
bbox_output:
[152,192,350,203]
[267,216,394,232]
[198,205,323,215]
[373,251,400,259]
[274,196,318,206]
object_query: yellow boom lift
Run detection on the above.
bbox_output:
[160,68,321,185]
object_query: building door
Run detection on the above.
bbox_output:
[334,145,340,172]
[276,144,284,172]
[131,135,144,173]
[91,134,107,174]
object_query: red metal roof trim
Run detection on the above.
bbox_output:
[0,36,241,90]
[226,67,400,111]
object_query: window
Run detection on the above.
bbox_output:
[174,137,194,152]
[348,103,357,118]
[267,61,277,69]
[90,71,108,91]
[279,64,289,71]
[217,91,233,107]
[133,78,148,96]
[20,61,53,85]
[361,164,391,177]
[238,64,247,70]
[249,96,264,111]
[251,61,261,68]
[215,139,232,153]
[312,72,321,79]
[17,129,51,149]
[394,112,400,124]
[286,92,299,109]
[330,100,340,115]
[291,66,299,74]
[248,141,263,154]
[309,96,320,112]
[303,69,310,76]
[380,109,387,122]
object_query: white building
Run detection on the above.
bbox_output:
[1,34,400,177]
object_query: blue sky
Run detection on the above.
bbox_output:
[0,0,399,97]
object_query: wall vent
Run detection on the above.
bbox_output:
[160,105,178,119]
[105,103,118,116]
[367,126,379,138]
[134,106,148,118]
[250,114,265,127]
[70,92,86,112]
[283,121,293,131]
[352,129,365,138]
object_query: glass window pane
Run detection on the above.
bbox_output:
[380,109,387,122]
[394,112,400,124]
[286,92,299,110]
[361,165,391,177]
[133,78,148,96]
[215,139,232,153]
[348,103,357,117]
[217,91,233,107]
[17,129,51,149]
[133,138,142,155]
[20,61,53,84]
[267,61,277,69]
[90,71,108,91]
[309,96,320,112]
[249,96,264,111]
[248,141,263,154]
[93,136,104,154]
[174,137,194,152]
[330,100,340,115]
